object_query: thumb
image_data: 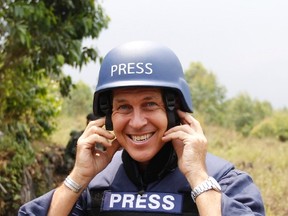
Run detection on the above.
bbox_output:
[171,140,183,158]
[106,139,121,159]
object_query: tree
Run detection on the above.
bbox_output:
[251,110,288,141]
[224,93,273,136]
[0,1,109,213]
[0,0,109,142]
[61,81,94,116]
[185,62,226,124]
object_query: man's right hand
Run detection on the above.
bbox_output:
[71,117,121,185]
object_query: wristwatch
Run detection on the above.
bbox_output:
[191,176,221,202]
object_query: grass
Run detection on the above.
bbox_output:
[206,126,288,216]
[50,116,287,216]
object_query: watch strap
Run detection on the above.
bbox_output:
[191,176,221,202]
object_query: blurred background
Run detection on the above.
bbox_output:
[66,0,288,109]
[0,1,287,215]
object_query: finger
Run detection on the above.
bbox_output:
[177,110,191,124]
[105,139,122,159]
[163,127,207,145]
[83,118,105,134]
[86,117,105,128]
[82,133,114,149]
[177,110,203,133]
[162,130,189,143]
[164,123,196,137]
[171,139,185,158]
[90,125,115,140]
[81,124,115,143]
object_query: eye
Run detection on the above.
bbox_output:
[147,102,157,107]
[143,102,158,110]
[117,104,132,113]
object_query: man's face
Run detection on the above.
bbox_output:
[111,87,168,165]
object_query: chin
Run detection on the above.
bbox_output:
[129,149,158,163]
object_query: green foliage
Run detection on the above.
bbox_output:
[224,93,273,136]
[0,1,109,214]
[61,81,94,116]
[2,78,61,141]
[0,0,109,141]
[49,81,94,146]
[251,110,288,141]
[0,134,35,213]
[184,62,277,138]
[185,62,226,124]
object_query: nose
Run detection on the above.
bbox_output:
[128,108,147,129]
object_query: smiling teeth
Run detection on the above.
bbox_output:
[131,133,152,142]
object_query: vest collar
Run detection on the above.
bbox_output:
[122,143,177,194]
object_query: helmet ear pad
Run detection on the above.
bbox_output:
[94,92,113,130]
[162,90,180,130]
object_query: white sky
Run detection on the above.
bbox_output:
[64,0,288,109]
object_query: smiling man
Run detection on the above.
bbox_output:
[19,41,265,216]
[112,88,168,165]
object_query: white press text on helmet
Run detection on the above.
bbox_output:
[111,63,153,77]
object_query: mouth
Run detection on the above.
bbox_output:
[129,133,154,142]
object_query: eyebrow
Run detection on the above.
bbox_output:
[113,95,161,104]
[113,98,127,104]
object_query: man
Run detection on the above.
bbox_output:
[19,41,265,215]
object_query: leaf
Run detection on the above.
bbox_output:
[56,54,65,66]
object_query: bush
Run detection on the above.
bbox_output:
[251,111,288,142]
[185,62,226,125]
[224,93,273,136]
[0,134,35,214]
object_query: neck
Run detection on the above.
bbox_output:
[122,142,178,192]
[137,161,149,173]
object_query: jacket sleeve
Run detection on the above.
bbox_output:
[18,189,89,216]
[18,190,55,216]
[220,169,265,216]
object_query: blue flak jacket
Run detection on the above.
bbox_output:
[18,146,265,216]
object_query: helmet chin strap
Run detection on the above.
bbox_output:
[99,94,113,130]
[164,91,179,129]
[105,112,113,131]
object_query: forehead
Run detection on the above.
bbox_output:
[112,87,162,98]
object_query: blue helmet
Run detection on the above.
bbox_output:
[93,41,193,129]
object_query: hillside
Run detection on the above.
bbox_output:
[205,126,287,216]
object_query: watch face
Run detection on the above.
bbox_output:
[209,177,221,191]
